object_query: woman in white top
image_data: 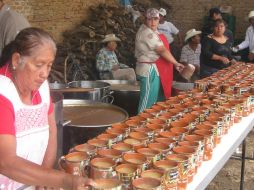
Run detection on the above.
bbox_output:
[0,27,93,190]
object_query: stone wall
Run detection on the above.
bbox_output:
[5,0,254,42]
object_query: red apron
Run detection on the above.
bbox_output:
[155,34,173,98]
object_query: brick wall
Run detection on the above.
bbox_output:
[5,0,254,42]
[5,0,118,42]
[166,0,254,42]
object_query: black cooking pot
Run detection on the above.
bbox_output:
[98,80,140,116]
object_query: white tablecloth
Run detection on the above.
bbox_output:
[187,113,254,190]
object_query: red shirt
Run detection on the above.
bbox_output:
[0,64,53,135]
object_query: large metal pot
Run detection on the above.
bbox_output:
[49,81,113,103]
[98,80,140,116]
[49,82,67,89]
[62,99,129,154]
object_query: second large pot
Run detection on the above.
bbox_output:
[66,81,112,103]
[98,80,140,116]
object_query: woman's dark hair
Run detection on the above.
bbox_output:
[0,27,56,67]
[209,7,221,18]
[212,18,227,29]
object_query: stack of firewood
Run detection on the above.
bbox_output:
[49,0,171,83]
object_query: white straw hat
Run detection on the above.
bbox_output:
[248,10,254,19]
[184,29,202,42]
[159,8,167,17]
[102,34,121,43]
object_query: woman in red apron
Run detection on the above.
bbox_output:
[135,8,184,113]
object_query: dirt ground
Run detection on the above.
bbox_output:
[206,129,254,190]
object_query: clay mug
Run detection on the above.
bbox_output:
[58,151,89,177]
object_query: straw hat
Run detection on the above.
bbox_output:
[159,8,167,17]
[248,10,254,19]
[102,34,121,43]
[184,29,202,42]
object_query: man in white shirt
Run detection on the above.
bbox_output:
[234,10,254,62]
[157,8,182,45]
[157,8,183,60]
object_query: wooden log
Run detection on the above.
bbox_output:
[70,26,96,38]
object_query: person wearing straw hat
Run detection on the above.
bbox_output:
[233,10,254,62]
[180,29,202,82]
[96,33,136,80]
[135,8,184,113]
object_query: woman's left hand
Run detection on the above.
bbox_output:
[174,62,185,73]
[230,59,237,64]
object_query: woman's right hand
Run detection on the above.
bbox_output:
[73,176,95,190]
[220,56,230,64]
[174,62,185,73]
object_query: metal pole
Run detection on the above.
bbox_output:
[240,139,246,190]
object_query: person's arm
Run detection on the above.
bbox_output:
[237,28,250,50]
[0,96,93,189]
[144,31,184,71]
[202,37,230,64]
[155,45,184,72]
[210,54,230,64]
[0,135,93,189]
[212,55,230,64]
[41,112,57,169]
